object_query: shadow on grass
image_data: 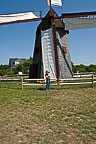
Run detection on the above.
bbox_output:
[37,87,46,90]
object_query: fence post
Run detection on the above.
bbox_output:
[21,77,23,90]
[57,78,60,86]
[92,74,94,88]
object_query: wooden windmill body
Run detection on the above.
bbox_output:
[29,8,72,79]
[0,0,96,79]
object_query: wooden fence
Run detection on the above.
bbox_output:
[0,74,96,90]
[21,74,96,90]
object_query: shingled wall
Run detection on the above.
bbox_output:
[56,28,72,79]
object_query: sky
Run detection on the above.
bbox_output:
[0,0,96,65]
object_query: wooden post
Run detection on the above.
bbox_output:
[49,0,52,10]
[57,78,59,86]
[92,74,94,88]
[21,77,23,90]
[50,10,59,81]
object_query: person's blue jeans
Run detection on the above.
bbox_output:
[46,79,50,90]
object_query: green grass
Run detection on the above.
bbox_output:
[0,85,96,144]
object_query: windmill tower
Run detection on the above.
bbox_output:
[29,8,73,79]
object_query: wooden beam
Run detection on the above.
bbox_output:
[61,11,96,18]
[49,9,59,80]
[0,18,42,26]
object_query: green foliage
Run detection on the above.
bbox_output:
[22,58,32,74]
[6,69,14,75]
[72,63,96,73]
[13,63,24,74]
[0,65,8,70]
[86,64,96,72]
[0,69,6,76]
[72,64,87,73]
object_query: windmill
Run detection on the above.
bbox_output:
[0,0,96,80]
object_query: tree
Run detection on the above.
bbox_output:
[23,58,32,74]
[13,57,33,74]
[13,63,24,74]
[86,64,96,72]
[72,64,87,73]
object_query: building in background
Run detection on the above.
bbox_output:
[9,58,26,68]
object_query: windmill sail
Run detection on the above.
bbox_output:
[41,28,56,79]
[48,0,62,7]
[65,17,96,30]
[0,12,38,25]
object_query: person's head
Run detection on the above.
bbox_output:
[46,70,48,74]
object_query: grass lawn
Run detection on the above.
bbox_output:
[0,85,96,144]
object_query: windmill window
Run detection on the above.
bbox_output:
[62,46,67,54]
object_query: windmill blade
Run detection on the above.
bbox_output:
[65,17,96,30]
[0,12,42,26]
[61,11,96,30]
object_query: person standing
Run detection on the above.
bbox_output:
[45,71,50,90]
